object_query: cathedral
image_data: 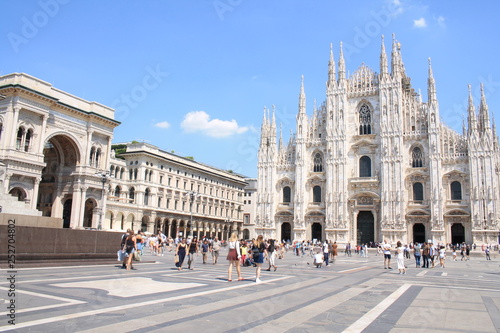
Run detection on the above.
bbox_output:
[256,35,500,246]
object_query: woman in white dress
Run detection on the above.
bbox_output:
[396,241,406,274]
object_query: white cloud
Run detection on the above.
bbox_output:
[413,17,427,28]
[181,111,249,138]
[437,15,446,28]
[391,0,404,16]
[154,121,170,129]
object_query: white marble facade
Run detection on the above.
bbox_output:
[256,36,500,246]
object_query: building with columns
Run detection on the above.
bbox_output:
[256,35,500,246]
[106,142,246,239]
[0,73,246,238]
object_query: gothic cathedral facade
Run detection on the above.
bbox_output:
[256,35,500,246]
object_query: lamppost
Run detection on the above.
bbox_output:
[96,171,112,230]
[185,191,200,237]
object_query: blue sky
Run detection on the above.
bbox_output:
[2,0,500,177]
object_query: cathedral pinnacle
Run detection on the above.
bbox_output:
[380,35,388,75]
[338,42,346,81]
[479,83,492,134]
[427,58,437,105]
[298,75,306,114]
[328,43,336,88]
[467,84,477,135]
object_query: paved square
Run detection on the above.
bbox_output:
[1,249,499,332]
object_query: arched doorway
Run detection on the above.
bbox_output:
[311,223,322,242]
[281,222,291,242]
[62,199,72,228]
[357,211,374,245]
[9,187,26,201]
[115,212,124,230]
[83,199,96,228]
[413,223,425,243]
[451,223,465,244]
[243,229,250,240]
[38,134,80,224]
[170,220,178,238]
[141,216,149,233]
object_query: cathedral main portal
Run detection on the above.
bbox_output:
[357,211,374,245]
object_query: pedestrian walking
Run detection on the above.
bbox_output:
[227,232,243,282]
[175,238,187,270]
[266,239,277,271]
[187,236,199,270]
[201,240,209,264]
[382,240,392,269]
[122,229,137,270]
[251,235,267,283]
[211,236,221,264]
[485,247,491,260]
[396,241,406,274]
[323,241,330,266]
[422,242,430,268]
[439,245,446,267]
[413,242,421,268]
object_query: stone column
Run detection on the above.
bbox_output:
[70,185,82,228]
[8,106,21,150]
[36,115,48,155]
[77,186,89,229]
[31,177,41,210]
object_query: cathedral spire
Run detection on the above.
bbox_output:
[479,83,491,134]
[327,43,336,88]
[391,34,400,76]
[467,84,477,135]
[427,58,437,106]
[298,75,306,115]
[271,104,277,138]
[380,35,389,75]
[279,123,283,149]
[338,42,346,82]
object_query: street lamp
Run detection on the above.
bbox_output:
[96,171,112,230]
[185,191,200,237]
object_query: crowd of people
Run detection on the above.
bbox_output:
[119,230,497,277]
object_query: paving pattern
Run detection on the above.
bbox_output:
[1,249,499,332]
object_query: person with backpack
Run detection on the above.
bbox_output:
[266,239,277,271]
[122,229,137,270]
[251,235,267,283]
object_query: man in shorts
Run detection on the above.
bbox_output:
[382,240,392,269]
[211,237,221,264]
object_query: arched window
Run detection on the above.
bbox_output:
[451,181,462,200]
[412,147,423,167]
[413,182,423,201]
[359,104,371,135]
[313,153,323,172]
[283,186,291,203]
[144,188,150,205]
[129,169,133,180]
[359,156,371,177]
[129,187,135,203]
[24,129,32,152]
[89,147,95,166]
[16,128,24,150]
[95,148,101,168]
[313,186,321,203]
[115,186,121,198]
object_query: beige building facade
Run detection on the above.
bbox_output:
[0,73,246,238]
